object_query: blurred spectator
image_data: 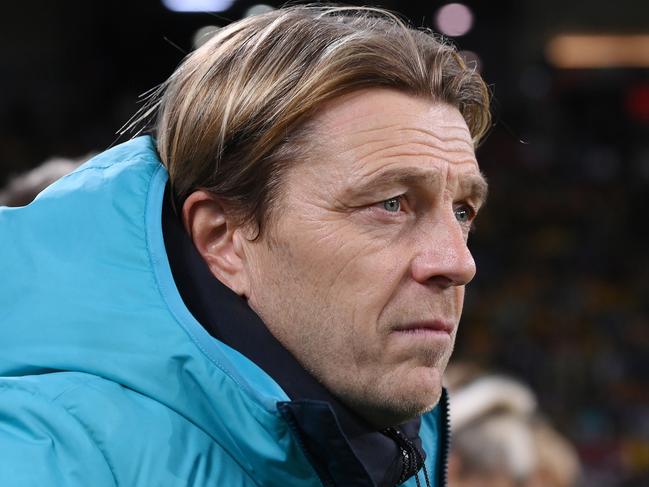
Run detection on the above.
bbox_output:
[0,155,88,206]
[445,363,581,487]
[529,419,583,487]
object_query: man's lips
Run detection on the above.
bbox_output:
[391,320,454,336]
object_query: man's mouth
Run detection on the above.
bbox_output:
[391,320,454,336]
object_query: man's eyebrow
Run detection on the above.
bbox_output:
[460,173,489,208]
[349,167,489,205]
[350,167,442,196]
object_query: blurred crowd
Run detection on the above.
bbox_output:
[456,67,649,486]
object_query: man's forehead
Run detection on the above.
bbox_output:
[308,90,474,154]
[315,88,453,124]
[294,89,483,191]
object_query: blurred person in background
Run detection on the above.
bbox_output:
[0,5,491,487]
[0,156,88,207]
[445,364,581,487]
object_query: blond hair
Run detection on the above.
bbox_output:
[135,5,491,234]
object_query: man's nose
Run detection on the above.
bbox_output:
[410,217,476,288]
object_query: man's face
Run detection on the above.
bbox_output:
[242,89,487,427]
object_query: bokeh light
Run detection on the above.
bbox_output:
[435,3,474,37]
[245,4,275,17]
[162,0,235,13]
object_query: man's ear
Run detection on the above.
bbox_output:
[181,190,250,297]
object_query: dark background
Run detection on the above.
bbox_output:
[2,1,648,485]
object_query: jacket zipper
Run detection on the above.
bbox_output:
[438,388,450,487]
[384,388,451,487]
[279,390,451,487]
[277,403,337,487]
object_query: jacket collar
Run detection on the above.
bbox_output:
[162,185,428,486]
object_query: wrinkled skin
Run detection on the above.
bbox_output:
[241,89,487,427]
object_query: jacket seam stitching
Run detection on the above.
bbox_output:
[56,150,156,181]
[50,384,121,487]
[141,164,264,486]
[142,163,275,415]
[142,165,238,385]
[0,381,119,487]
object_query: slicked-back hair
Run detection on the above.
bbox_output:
[139,5,491,236]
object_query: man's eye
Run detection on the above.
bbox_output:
[454,205,474,223]
[382,197,401,212]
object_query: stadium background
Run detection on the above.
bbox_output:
[1,1,647,485]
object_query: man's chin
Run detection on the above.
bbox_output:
[360,371,444,427]
[401,385,443,418]
[367,397,440,429]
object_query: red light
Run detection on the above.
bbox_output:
[626,84,649,123]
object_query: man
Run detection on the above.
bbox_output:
[0,5,490,486]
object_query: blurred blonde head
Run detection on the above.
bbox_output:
[445,365,581,487]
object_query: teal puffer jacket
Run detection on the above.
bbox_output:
[0,136,446,486]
